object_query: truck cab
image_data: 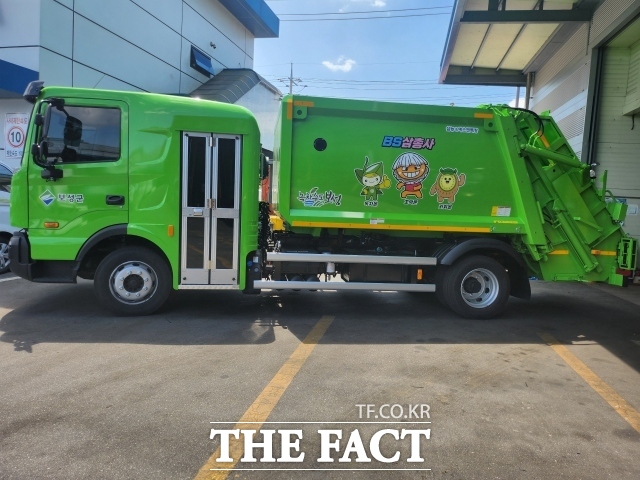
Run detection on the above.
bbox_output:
[10,82,261,315]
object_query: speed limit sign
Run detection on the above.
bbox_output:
[5,113,29,159]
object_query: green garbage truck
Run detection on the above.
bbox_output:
[9,82,637,318]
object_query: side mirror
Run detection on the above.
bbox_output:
[260,154,270,181]
[31,140,49,164]
[31,142,41,158]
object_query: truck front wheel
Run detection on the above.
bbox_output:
[94,246,171,316]
[441,255,510,319]
[0,234,11,274]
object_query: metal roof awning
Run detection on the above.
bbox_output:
[440,0,599,86]
[190,68,281,103]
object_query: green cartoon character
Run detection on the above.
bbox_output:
[354,156,391,205]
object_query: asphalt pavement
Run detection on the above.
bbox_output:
[1,276,639,479]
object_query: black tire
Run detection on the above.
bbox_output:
[0,234,11,275]
[441,255,510,319]
[94,246,172,316]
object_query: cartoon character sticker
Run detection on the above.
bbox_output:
[429,167,466,209]
[391,152,430,203]
[354,156,391,207]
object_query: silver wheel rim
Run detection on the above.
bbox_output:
[460,268,499,308]
[0,242,9,271]
[109,261,158,305]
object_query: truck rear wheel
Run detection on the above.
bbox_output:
[441,255,510,319]
[94,246,171,316]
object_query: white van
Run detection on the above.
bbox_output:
[0,162,15,274]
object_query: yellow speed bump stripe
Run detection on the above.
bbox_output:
[539,333,640,434]
[194,315,335,480]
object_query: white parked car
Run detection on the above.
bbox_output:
[0,162,16,274]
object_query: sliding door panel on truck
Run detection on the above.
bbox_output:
[181,133,240,285]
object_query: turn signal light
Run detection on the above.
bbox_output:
[417,268,423,281]
[44,222,59,229]
[168,225,174,237]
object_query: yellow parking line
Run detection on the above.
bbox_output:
[539,333,640,434]
[194,315,335,480]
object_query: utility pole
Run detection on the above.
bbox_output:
[289,63,293,95]
[278,63,301,95]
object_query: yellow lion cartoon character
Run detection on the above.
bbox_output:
[429,167,466,204]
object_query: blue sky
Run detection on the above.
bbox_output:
[254,0,522,107]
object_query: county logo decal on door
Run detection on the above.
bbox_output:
[40,190,55,206]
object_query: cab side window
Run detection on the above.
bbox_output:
[45,106,121,163]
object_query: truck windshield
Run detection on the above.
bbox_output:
[42,105,121,163]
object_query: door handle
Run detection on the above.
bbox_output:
[193,208,204,216]
[106,195,125,206]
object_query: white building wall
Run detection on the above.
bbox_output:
[235,83,282,151]
[185,0,254,63]
[62,0,255,93]
[41,0,73,59]
[530,0,640,158]
[0,0,257,168]
[0,0,40,64]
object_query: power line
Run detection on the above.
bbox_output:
[302,80,440,86]
[318,95,511,102]
[294,86,514,94]
[281,12,451,22]
[255,60,440,67]
[277,6,452,16]
[267,77,512,89]
[261,75,441,84]
[303,94,513,99]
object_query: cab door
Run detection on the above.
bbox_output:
[28,99,128,259]
[181,133,240,285]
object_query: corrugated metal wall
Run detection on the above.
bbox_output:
[623,41,640,113]
[594,48,640,239]
[590,0,635,41]
[530,0,640,247]
[530,25,590,158]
